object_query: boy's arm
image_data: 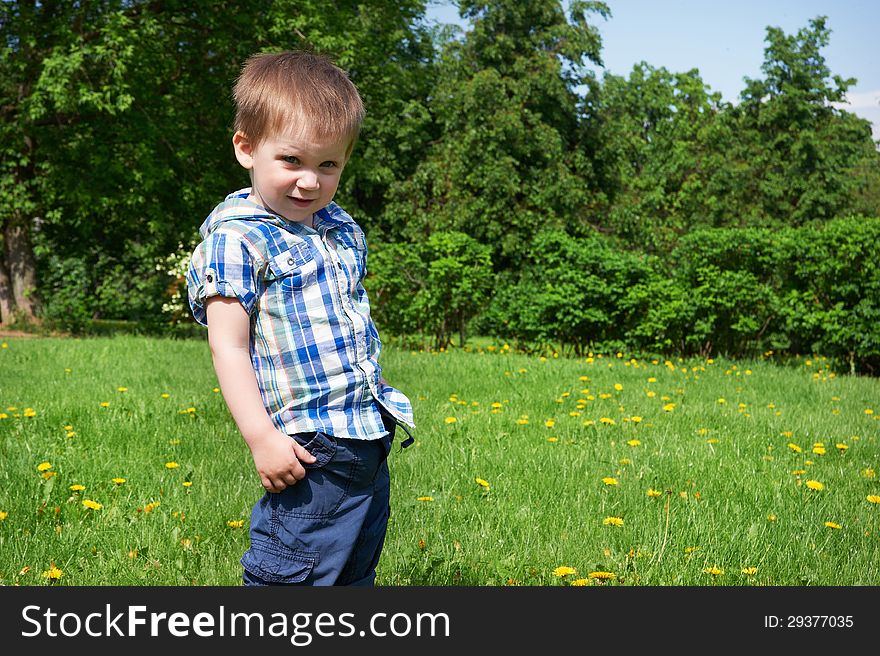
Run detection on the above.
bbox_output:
[205,296,315,492]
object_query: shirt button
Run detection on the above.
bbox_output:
[206,274,213,282]
[287,257,295,266]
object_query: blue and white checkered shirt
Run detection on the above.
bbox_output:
[186,188,414,441]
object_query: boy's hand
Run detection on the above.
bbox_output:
[249,429,317,493]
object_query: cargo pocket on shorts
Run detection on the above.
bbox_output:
[240,537,318,584]
[271,432,358,520]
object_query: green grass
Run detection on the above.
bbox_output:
[1,335,879,586]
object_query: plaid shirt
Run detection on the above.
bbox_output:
[186,188,414,441]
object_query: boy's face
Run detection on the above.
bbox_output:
[233,128,350,224]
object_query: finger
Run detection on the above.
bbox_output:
[292,441,316,463]
[268,477,286,493]
[283,473,299,486]
[291,462,307,481]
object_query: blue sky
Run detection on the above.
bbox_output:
[425,1,880,140]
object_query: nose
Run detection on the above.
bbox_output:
[297,170,319,191]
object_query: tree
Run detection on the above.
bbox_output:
[583,63,723,252]
[1,1,434,327]
[701,16,879,227]
[383,0,609,269]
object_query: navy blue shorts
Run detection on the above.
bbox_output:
[240,418,396,586]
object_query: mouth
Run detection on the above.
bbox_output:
[289,196,315,208]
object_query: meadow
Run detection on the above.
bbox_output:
[1,335,878,586]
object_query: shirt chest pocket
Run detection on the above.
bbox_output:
[265,242,318,290]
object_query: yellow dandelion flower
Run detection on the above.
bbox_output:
[491,402,503,409]
[227,520,245,529]
[183,481,193,488]
[630,416,642,423]
[141,501,160,513]
[662,403,675,412]
[516,418,529,425]
[805,459,814,465]
[646,391,656,398]
[602,477,619,486]
[741,567,758,576]
[706,438,720,444]
[627,439,641,446]
[42,565,64,580]
[82,499,103,510]
[117,387,128,392]
[544,419,555,428]
[212,387,220,393]
[805,480,824,491]
[69,484,85,492]
[553,566,577,577]
[787,443,802,453]
[570,578,590,586]
[703,567,724,576]
[646,489,662,498]
[475,478,490,490]
[791,469,807,476]
[0,511,8,520]
[160,393,170,399]
[824,521,841,529]
[444,416,457,424]
[647,377,657,383]
[165,462,179,469]
[863,469,876,478]
[614,384,623,391]
[812,445,826,455]
[66,431,76,438]
[866,495,880,504]
[100,401,110,408]
[568,411,581,417]
[547,437,558,443]
[588,571,615,580]
[24,408,37,417]
[417,496,434,502]
[717,398,726,405]
[111,477,126,485]
[684,546,701,554]
[41,471,57,479]
[865,409,874,415]
[835,443,848,451]
[603,516,624,526]
[768,514,778,522]
[599,417,616,425]
[37,462,52,472]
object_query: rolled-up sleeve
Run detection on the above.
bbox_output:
[186,230,262,326]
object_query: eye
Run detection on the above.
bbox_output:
[282,155,300,165]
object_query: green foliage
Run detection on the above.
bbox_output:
[367,231,493,349]
[3,4,880,371]
[477,229,652,354]
[384,0,609,267]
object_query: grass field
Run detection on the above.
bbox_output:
[1,335,879,586]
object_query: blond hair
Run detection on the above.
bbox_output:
[233,51,365,155]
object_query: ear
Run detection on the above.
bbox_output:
[232,131,255,170]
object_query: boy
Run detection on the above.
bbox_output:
[186,51,414,586]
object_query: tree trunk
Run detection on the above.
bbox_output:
[3,222,41,321]
[0,234,14,324]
